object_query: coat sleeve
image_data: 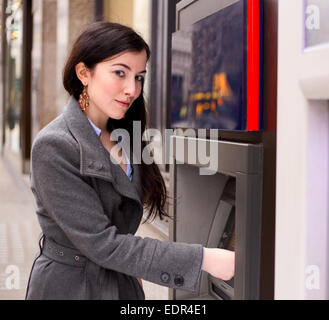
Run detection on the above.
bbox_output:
[30,134,204,292]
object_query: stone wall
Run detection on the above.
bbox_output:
[39,0,57,129]
[68,0,95,47]
[33,0,95,127]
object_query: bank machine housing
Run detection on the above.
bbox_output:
[169,0,265,300]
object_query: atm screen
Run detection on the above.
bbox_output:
[171,1,245,130]
[171,0,263,131]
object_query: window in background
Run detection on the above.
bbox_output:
[103,0,151,100]
[4,0,23,154]
[304,0,329,48]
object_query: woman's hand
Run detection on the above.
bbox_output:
[201,248,235,281]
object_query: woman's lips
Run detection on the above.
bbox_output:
[116,100,130,109]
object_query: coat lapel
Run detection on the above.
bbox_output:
[63,96,142,206]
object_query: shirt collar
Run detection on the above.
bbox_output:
[87,117,102,137]
[86,115,132,179]
[87,116,124,143]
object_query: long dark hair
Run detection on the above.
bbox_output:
[63,21,169,222]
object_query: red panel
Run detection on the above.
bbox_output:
[247,0,260,130]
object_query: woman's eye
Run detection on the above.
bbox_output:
[115,70,125,77]
[136,75,144,82]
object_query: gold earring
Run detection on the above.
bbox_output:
[79,86,89,112]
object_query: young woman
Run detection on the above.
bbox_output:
[25,21,234,300]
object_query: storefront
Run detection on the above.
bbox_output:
[1,0,96,173]
[1,0,32,173]
[2,0,23,155]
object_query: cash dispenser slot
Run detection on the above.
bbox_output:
[207,177,236,300]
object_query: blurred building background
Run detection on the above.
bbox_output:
[0,0,328,300]
[0,0,176,300]
[0,0,173,229]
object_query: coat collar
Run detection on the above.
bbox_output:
[62,96,143,205]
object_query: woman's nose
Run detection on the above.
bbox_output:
[124,78,137,97]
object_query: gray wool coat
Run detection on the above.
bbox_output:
[25,96,203,300]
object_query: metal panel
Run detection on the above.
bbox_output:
[176,0,240,30]
[172,136,263,175]
[170,136,263,300]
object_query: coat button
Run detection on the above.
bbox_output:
[160,272,170,284]
[74,256,80,261]
[96,162,104,171]
[174,275,184,287]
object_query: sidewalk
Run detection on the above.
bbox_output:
[0,150,168,300]
[0,151,40,299]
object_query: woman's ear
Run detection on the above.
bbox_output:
[75,62,90,86]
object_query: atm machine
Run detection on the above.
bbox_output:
[169,0,267,300]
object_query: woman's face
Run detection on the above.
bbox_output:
[78,50,147,126]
